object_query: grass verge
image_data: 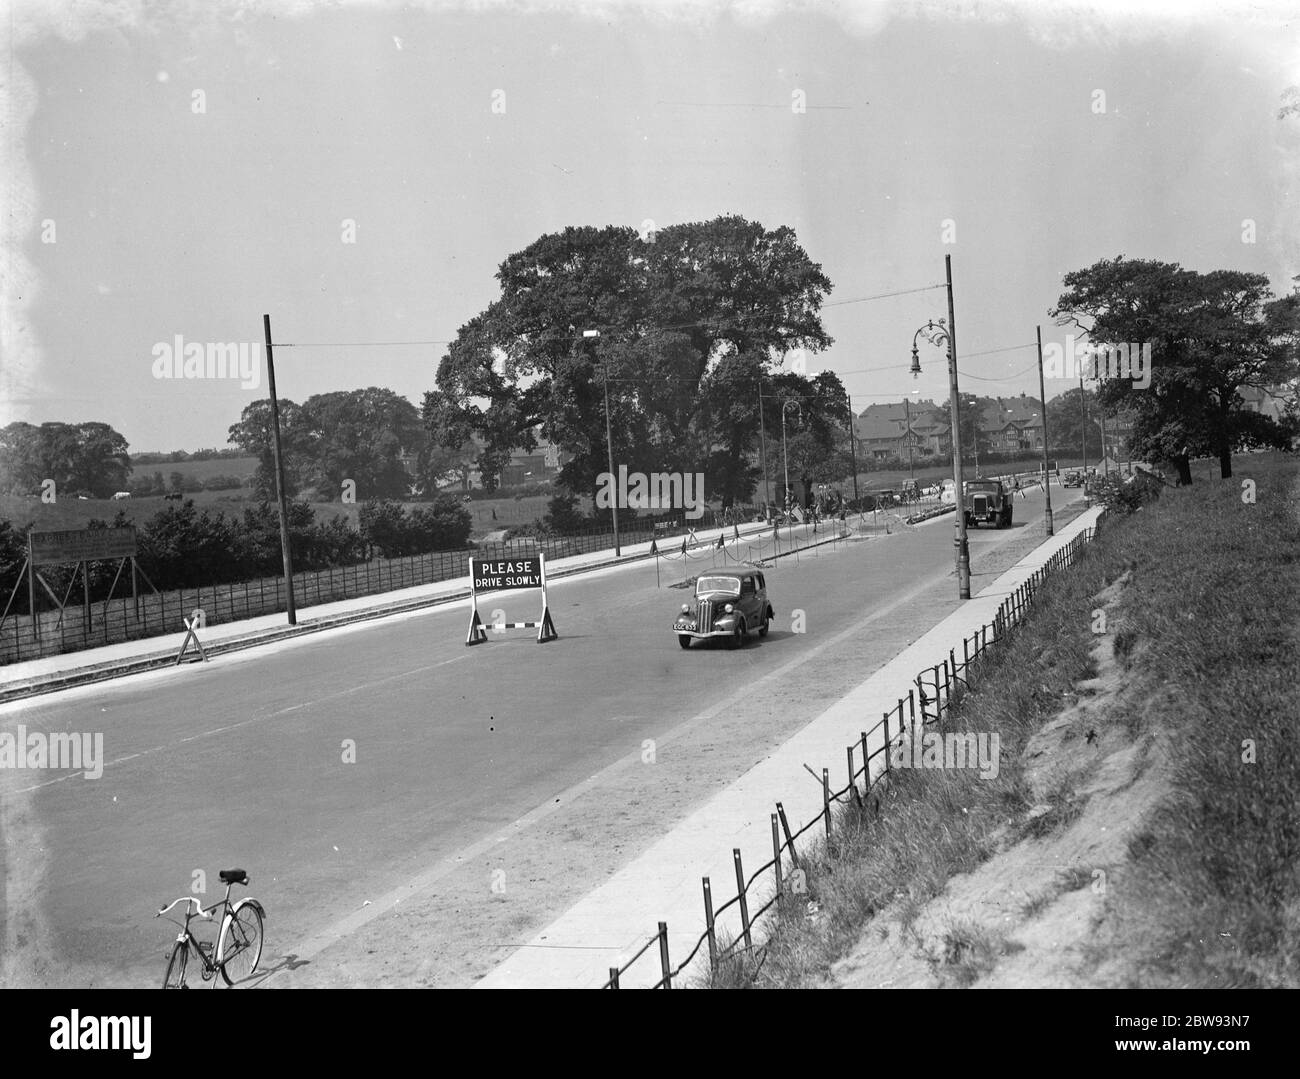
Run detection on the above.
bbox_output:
[702,451,1299,989]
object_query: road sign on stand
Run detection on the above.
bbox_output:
[466,553,557,645]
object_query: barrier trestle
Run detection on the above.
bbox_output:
[466,552,557,645]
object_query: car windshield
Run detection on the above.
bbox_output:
[968,481,999,490]
[696,576,741,595]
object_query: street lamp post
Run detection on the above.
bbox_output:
[781,398,801,529]
[584,329,620,556]
[909,255,969,600]
[904,396,914,480]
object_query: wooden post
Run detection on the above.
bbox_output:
[263,313,297,625]
[771,814,783,896]
[657,922,671,989]
[27,538,39,641]
[883,711,891,773]
[860,730,870,786]
[777,802,798,869]
[734,850,752,950]
[703,877,718,968]
[822,767,832,841]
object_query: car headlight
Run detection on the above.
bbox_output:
[724,603,734,613]
[681,604,689,614]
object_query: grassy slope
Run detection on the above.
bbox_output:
[709,452,1299,989]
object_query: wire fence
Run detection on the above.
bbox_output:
[601,524,1097,988]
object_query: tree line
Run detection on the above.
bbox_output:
[5,230,1297,526]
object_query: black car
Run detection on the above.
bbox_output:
[673,569,774,649]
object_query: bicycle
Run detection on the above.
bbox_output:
[157,868,266,988]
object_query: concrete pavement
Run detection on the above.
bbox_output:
[475,503,1104,988]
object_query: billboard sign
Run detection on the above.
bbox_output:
[30,528,138,566]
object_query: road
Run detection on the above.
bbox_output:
[0,485,1082,988]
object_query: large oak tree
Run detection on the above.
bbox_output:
[423,216,835,511]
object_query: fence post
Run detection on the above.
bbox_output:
[950,649,957,688]
[608,967,620,989]
[846,746,857,801]
[883,711,891,773]
[733,850,752,950]
[777,802,798,869]
[771,815,784,897]
[702,877,718,969]
[822,768,832,841]
[657,922,672,989]
[860,730,870,786]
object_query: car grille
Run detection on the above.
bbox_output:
[698,599,713,631]
[974,495,989,515]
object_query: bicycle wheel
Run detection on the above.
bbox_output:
[162,941,189,989]
[218,904,263,986]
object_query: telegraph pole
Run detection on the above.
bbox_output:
[758,380,770,515]
[845,391,859,503]
[585,330,620,556]
[263,314,296,625]
[1037,325,1053,536]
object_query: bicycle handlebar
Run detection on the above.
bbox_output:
[156,896,212,919]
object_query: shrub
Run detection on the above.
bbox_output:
[543,493,585,534]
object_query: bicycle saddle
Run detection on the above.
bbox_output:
[219,868,249,885]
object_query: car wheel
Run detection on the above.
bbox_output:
[728,622,744,649]
[677,635,691,650]
[758,611,770,637]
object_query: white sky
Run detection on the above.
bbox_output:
[2,0,1297,452]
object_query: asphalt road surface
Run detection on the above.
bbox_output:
[0,486,1083,987]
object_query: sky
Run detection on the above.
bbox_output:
[2,0,1297,453]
